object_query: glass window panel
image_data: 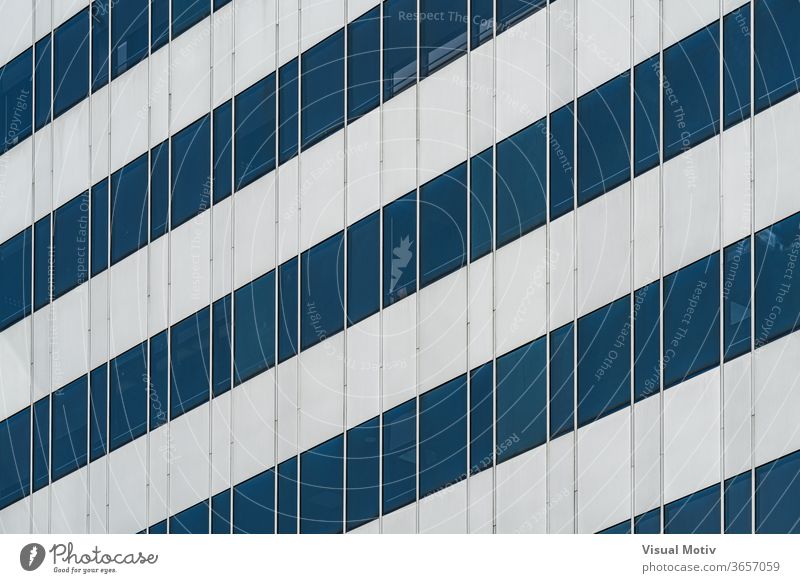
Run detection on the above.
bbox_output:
[54,8,89,118]
[634,508,661,534]
[213,0,230,10]
[111,153,148,265]
[469,362,493,475]
[149,331,168,430]
[234,271,276,384]
[301,233,344,351]
[278,259,298,363]
[1,48,33,153]
[171,114,211,229]
[634,55,660,176]
[92,0,110,91]
[151,0,169,52]
[755,0,800,111]
[346,417,380,531]
[233,469,275,534]
[420,0,467,78]
[235,75,276,190]
[420,162,467,287]
[33,397,49,491]
[634,281,660,402]
[149,520,167,533]
[598,520,631,534]
[347,211,380,326]
[0,409,30,510]
[549,323,574,439]
[383,191,417,306]
[51,376,88,481]
[172,0,210,39]
[419,375,467,497]
[53,192,90,299]
[278,58,298,164]
[0,228,32,333]
[724,238,752,361]
[150,141,169,240]
[725,471,752,534]
[724,5,751,128]
[664,484,721,534]
[301,30,344,150]
[383,0,417,100]
[170,500,209,534]
[382,399,416,514]
[34,215,51,310]
[213,100,232,203]
[34,35,51,130]
[91,179,109,276]
[212,294,232,397]
[471,0,493,49]
[277,457,297,534]
[111,0,149,79]
[89,364,107,461]
[109,342,148,451]
[300,435,344,534]
[170,308,210,419]
[756,449,800,533]
[550,104,574,220]
[470,147,493,261]
[496,0,545,32]
[348,7,381,122]
[211,489,231,534]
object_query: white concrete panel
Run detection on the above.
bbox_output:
[0,136,33,243]
[663,0,719,48]
[300,133,345,250]
[213,4,234,108]
[234,173,276,289]
[468,467,494,534]
[663,368,721,503]
[278,0,299,67]
[754,331,800,466]
[34,0,51,41]
[350,519,380,534]
[148,425,169,527]
[31,488,48,534]
[52,0,89,31]
[346,109,381,225]
[496,445,547,533]
[233,369,276,483]
[419,269,467,394]
[172,20,212,133]
[418,58,468,185]
[663,136,720,275]
[148,235,169,335]
[278,159,299,264]
[548,433,575,534]
[299,335,344,451]
[382,296,417,411]
[150,47,170,147]
[549,213,575,329]
[89,458,107,533]
[348,0,379,22]
[89,271,108,370]
[0,0,32,66]
[34,127,52,222]
[109,59,149,172]
[91,87,110,184]
[634,394,661,515]
[724,354,751,478]
[633,168,661,289]
[754,94,800,231]
[578,182,631,317]
[51,283,89,389]
[211,391,232,493]
[32,305,50,400]
[301,0,344,51]
[550,0,575,110]
[51,467,88,533]
[382,502,416,533]
[577,0,630,95]
[0,318,31,421]
[170,211,211,325]
[170,405,210,514]
[53,100,90,208]
[382,86,416,205]
[468,254,493,370]
[634,0,660,63]
[277,358,298,463]
[724,0,749,12]
[419,480,467,534]
[577,408,631,533]
[235,0,276,94]
[496,10,547,141]
[212,196,233,301]
[722,120,752,246]
[470,41,494,156]
[345,313,380,429]
[0,497,30,534]
[109,247,148,357]
[108,438,148,534]
[495,229,547,356]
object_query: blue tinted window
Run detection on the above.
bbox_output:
[213,0,230,9]
[300,435,344,534]
[149,331,168,430]
[634,55,660,176]
[172,114,211,228]
[34,215,51,310]
[663,253,720,389]
[54,8,89,118]
[173,0,210,39]
[235,75,276,190]
[278,259,298,363]
[171,500,209,534]
[1,49,33,153]
[755,212,800,347]
[34,35,51,130]
[111,0,148,78]
[301,30,344,150]
[496,336,546,462]
[383,0,417,100]
[278,59,298,164]
[51,375,88,481]
[277,457,297,534]
[91,179,108,276]
[109,342,148,451]
[235,271,276,383]
[0,409,30,510]
[419,375,467,497]
[550,104,574,220]
[634,281,660,401]
[420,0,467,78]
[724,238,752,360]
[724,6,751,128]
[213,100,232,202]
[53,192,89,299]
[470,363,493,475]
[347,211,380,326]
[578,72,630,205]
[756,449,800,533]
[212,295,232,397]
[301,233,344,351]
[111,153,148,264]
[33,397,49,491]
[420,162,467,287]
[663,22,720,160]
[152,0,169,52]
[496,0,545,31]
[470,147,493,261]
[634,508,660,534]
[550,323,574,439]
[89,364,107,461]
[233,469,274,534]
[755,0,800,111]
[599,520,631,534]
[348,7,381,122]
[496,119,546,247]
[0,228,32,332]
[149,520,167,534]
[725,471,752,534]
[577,296,631,426]
[92,0,110,91]
[383,399,416,514]
[150,141,169,240]
[471,0,493,48]
[346,417,379,531]
[383,192,417,306]
[211,489,231,534]
[665,484,721,534]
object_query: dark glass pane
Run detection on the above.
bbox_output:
[382,399,416,514]
[213,0,231,10]
[599,520,630,534]
[277,457,297,534]
[109,342,148,451]
[347,211,380,326]
[724,6,751,128]
[383,191,417,306]
[279,58,298,164]
[233,469,275,534]
[471,0,493,49]
[34,215,51,310]
[577,295,631,426]
[348,7,381,122]
[496,119,546,247]
[235,75,276,190]
[213,100,232,202]
[149,519,167,533]
[212,294,232,397]
[420,0,467,78]
[0,228,32,332]
[92,0,110,91]
[51,375,88,481]
[91,179,109,276]
[300,435,344,534]
[150,141,169,240]
[420,162,467,287]
[171,114,211,229]
[0,49,33,153]
[170,308,210,419]
[724,238,752,361]
[346,416,379,531]
[470,147,493,261]
[111,0,149,78]
[634,55,660,176]
[149,331,169,430]
[173,0,210,39]
[111,153,148,265]
[383,0,417,100]
[419,375,467,497]
[470,362,493,475]
[89,364,108,461]
[34,35,51,130]
[756,449,800,533]
[53,8,90,118]
[152,0,170,52]
[496,0,545,32]
[234,270,276,383]
[53,192,90,299]
[634,281,660,401]
[725,471,752,534]
[755,0,800,111]
[550,104,574,220]
[301,233,344,351]
[549,323,574,439]
[663,253,720,389]
[496,336,546,462]
[0,409,30,510]
[278,258,298,363]
[33,397,49,491]
[170,500,209,534]
[634,508,660,534]
[211,489,231,534]
[664,484,721,534]
[301,30,344,150]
